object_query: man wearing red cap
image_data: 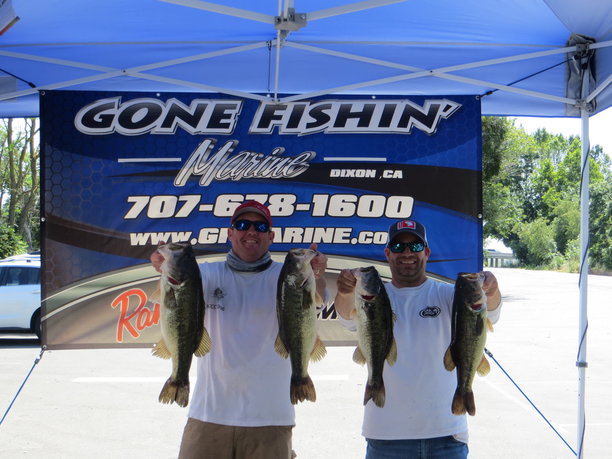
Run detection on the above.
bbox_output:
[151,200,328,459]
[334,219,502,459]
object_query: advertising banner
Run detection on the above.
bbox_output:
[41,90,482,349]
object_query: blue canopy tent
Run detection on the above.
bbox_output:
[0,1,610,117]
[1,1,610,456]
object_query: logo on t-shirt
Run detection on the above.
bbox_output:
[206,287,226,311]
[419,306,441,318]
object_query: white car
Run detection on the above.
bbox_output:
[0,253,41,338]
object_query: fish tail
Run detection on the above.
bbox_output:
[451,388,476,416]
[464,390,476,416]
[290,375,316,404]
[364,382,385,408]
[158,378,190,408]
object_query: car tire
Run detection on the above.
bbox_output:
[31,309,41,339]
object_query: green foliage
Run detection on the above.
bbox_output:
[482,116,612,272]
[564,239,582,273]
[512,218,557,267]
[481,116,513,181]
[0,118,40,253]
[552,199,580,254]
[482,182,523,240]
[0,225,28,259]
[589,180,612,271]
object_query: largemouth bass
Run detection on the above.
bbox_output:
[275,248,327,404]
[351,266,397,408]
[443,272,492,416]
[152,242,211,407]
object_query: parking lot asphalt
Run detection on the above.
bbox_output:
[0,267,610,458]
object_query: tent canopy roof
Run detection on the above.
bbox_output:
[0,0,610,117]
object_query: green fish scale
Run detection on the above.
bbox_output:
[362,301,393,385]
[278,280,317,378]
[169,279,203,382]
[162,251,204,384]
[450,278,487,394]
[357,275,394,386]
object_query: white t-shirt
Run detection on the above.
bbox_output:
[187,261,295,427]
[342,278,500,442]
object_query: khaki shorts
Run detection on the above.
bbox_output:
[178,418,295,459]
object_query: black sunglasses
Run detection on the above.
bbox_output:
[232,219,270,233]
[388,241,426,253]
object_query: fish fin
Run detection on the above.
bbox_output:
[464,391,476,416]
[486,318,494,332]
[151,339,172,359]
[443,347,455,371]
[451,388,476,416]
[158,377,190,408]
[364,382,385,408]
[386,338,397,366]
[477,355,491,376]
[149,286,161,305]
[290,375,316,404]
[310,336,327,362]
[451,389,464,415]
[274,334,289,358]
[194,327,212,357]
[352,346,367,365]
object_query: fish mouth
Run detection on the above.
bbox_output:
[361,295,376,301]
[167,275,181,286]
[471,303,484,311]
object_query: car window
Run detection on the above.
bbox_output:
[0,266,40,286]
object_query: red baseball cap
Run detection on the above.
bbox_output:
[231,200,273,226]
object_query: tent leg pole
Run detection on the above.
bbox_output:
[577,105,589,459]
[272,0,282,101]
[274,30,281,102]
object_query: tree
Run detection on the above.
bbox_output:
[551,198,580,255]
[482,117,612,271]
[0,225,27,258]
[589,179,612,270]
[513,218,557,266]
[481,116,512,181]
[0,118,40,253]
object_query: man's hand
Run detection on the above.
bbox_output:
[150,244,165,273]
[309,243,327,280]
[481,271,501,311]
[333,269,357,320]
[336,269,357,295]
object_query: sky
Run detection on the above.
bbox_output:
[513,107,612,155]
